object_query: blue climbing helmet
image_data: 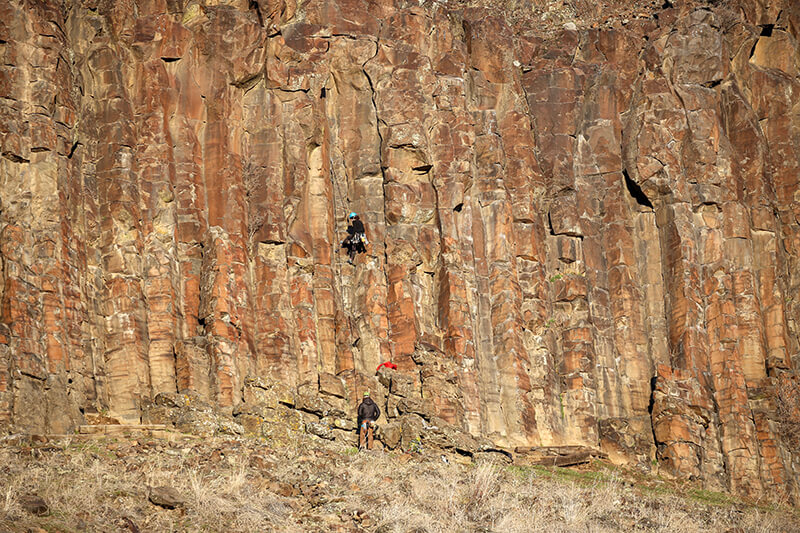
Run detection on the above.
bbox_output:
[348,212,357,219]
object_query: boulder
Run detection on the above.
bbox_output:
[319,373,346,399]
[306,421,335,440]
[377,422,402,449]
[148,486,185,509]
[19,494,49,516]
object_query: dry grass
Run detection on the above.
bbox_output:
[776,375,800,452]
[441,0,703,32]
[339,453,797,533]
[0,432,797,532]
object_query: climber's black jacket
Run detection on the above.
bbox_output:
[357,397,380,426]
[346,219,365,237]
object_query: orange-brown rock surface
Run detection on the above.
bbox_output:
[2,0,800,501]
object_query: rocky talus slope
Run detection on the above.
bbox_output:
[1,0,800,501]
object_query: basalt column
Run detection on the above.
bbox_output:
[0,0,799,502]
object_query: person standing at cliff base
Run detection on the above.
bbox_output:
[357,391,380,450]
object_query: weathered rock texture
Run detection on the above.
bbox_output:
[2,0,800,500]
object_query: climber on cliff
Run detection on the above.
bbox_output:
[357,390,380,451]
[341,212,368,264]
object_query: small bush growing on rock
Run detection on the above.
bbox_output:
[776,375,800,451]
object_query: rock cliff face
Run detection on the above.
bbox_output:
[2,0,800,500]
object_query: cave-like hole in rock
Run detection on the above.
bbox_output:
[413,164,433,174]
[760,24,774,37]
[624,170,654,209]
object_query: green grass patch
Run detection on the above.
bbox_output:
[66,441,116,459]
[638,482,673,498]
[688,488,736,506]
[506,461,616,487]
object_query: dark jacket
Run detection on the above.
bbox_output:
[347,219,365,237]
[344,219,367,254]
[357,397,380,426]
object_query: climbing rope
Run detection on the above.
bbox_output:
[330,153,350,259]
[330,160,349,225]
[329,152,360,347]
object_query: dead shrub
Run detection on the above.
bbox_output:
[776,374,800,451]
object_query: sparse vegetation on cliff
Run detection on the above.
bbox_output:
[776,376,800,452]
[441,0,706,31]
